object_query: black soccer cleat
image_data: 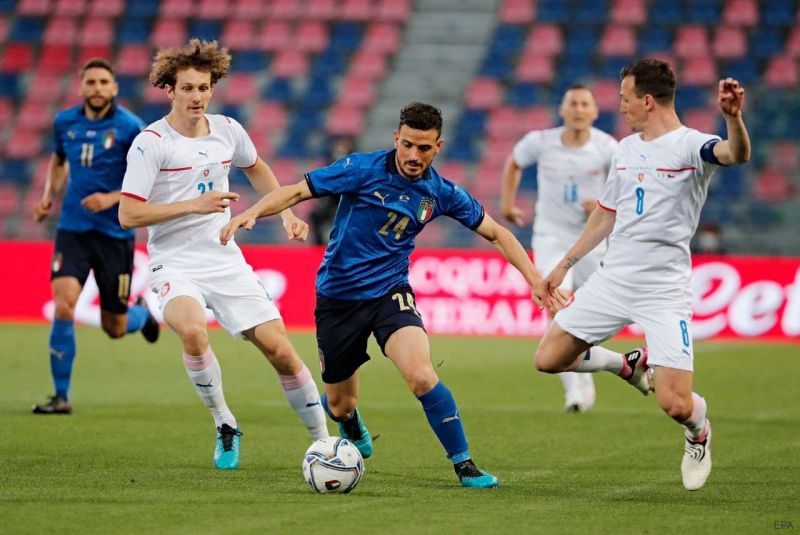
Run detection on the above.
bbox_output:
[136,296,160,343]
[32,395,72,415]
[454,459,499,488]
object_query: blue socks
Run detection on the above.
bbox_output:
[417,382,469,463]
[49,319,76,400]
[125,304,148,333]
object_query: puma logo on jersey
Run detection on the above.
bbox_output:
[373,191,389,205]
[136,146,146,156]
[199,150,209,158]
[343,157,353,168]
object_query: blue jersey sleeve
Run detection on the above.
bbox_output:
[305,155,364,197]
[441,180,485,230]
[52,114,65,159]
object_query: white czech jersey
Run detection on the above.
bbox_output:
[512,126,618,242]
[597,126,720,289]
[121,114,258,274]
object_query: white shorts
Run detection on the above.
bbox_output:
[554,271,695,372]
[150,264,282,337]
[533,233,606,291]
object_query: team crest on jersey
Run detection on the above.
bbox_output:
[102,130,115,149]
[637,173,644,183]
[417,197,435,222]
[203,169,210,177]
[159,282,171,297]
[52,253,62,273]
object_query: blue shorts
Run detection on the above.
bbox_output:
[314,285,426,384]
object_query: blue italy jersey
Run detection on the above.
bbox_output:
[305,149,485,300]
[53,104,145,239]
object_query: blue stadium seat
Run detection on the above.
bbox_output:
[457,109,488,134]
[310,50,347,79]
[649,0,682,25]
[478,52,513,79]
[638,27,672,54]
[564,27,598,57]
[537,0,569,23]
[489,25,526,56]
[300,77,334,108]
[0,0,15,13]
[675,86,708,109]
[117,19,152,45]
[711,166,745,199]
[722,59,758,85]
[573,0,608,24]
[750,27,786,59]
[600,56,631,79]
[761,0,796,26]
[594,113,616,134]
[505,83,541,106]
[263,77,293,102]
[124,0,159,19]
[8,17,44,43]
[232,51,270,73]
[0,73,21,98]
[748,203,778,228]
[279,132,311,158]
[190,20,222,42]
[329,23,363,53]
[217,105,245,125]
[137,103,169,124]
[116,75,142,100]
[685,0,720,25]
[445,133,479,162]
[699,199,733,225]
[0,160,31,184]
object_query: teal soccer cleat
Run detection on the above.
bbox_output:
[337,408,373,459]
[214,424,242,470]
[455,459,499,489]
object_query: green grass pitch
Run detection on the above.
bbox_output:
[1,324,798,534]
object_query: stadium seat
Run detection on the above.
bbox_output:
[160,0,192,18]
[295,21,330,53]
[536,0,569,23]
[375,0,411,22]
[609,0,646,25]
[787,27,800,58]
[88,0,123,17]
[505,83,540,106]
[754,168,794,203]
[599,26,637,57]
[499,0,535,24]
[271,50,308,78]
[712,26,747,59]
[520,106,555,131]
[270,0,302,20]
[750,27,785,58]
[248,102,288,134]
[220,73,259,105]
[230,0,262,19]
[648,0,683,25]
[490,25,526,56]
[26,71,64,104]
[123,0,158,19]
[349,50,387,80]
[0,43,34,72]
[115,74,142,100]
[0,182,20,217]
[0,98,11,126]
[362,22,400,54]
[342,0,372,21]
[770,140,800,171]
[574,0,607,25]
[722,58,758,84]
[17,99,53,131]
[682,108,718,134]
[80,18,114,48]
[54,0,86,17]
[564,27,598,57]
[263,77,293,102]
[681,57,718,86]
[761,0,796,27]
[674,26,710,58]
[329,23,363,52]
[592,78,621,112]
[17,0,51,16]
[638,26,671,54]
[0,73,21,98]
[116,44,151,75]
[117,19,151,44]
[326,105,364,136]
[189,20,221,42]
[0,16,6,43]
[685,0,719,25]
[4,129,43,159]
[486,106,523,140]
[198,0,228,19]
[151,19,186,49]
[515,54,555,84]
[77,45,111,65]
[43,17,77,46]
[764,56,799,88]
[142,83,169,104]
[435,162,467,184]
[9,16,44,43]
[259,21,292,52]
[306,0,337,20]
[232,50,269,72]
[464,78,502,110]
[722,0,759,26]
[338,77,375,108]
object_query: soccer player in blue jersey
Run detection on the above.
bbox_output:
[32,59,159,414]
[221,102,564,488]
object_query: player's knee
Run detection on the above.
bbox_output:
[102,323,126,339]
[53,300,76,320]
[177,323,208,353]
[270,341,301,375]
[534,348,560,373]
[405,369,438,396]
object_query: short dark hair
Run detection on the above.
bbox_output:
[620,59,676,104]
[81,58,114,78]
[399,102,443,136]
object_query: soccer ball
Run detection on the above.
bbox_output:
[302,436,365,494]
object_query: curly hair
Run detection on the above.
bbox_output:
[149,39,231,88]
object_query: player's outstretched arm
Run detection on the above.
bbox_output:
[712,78,751,165]
[219,180,313,245]
[499,154,525,227]
[118,190,239,229]
[242,158,309,242]
[34,153,68,223]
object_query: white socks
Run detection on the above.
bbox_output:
[183,346,237,429]
[683,393,709,441]
[279,364,329,440]
[574,346,624,374]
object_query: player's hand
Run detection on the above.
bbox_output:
[33,197,52,223]
[718,78,745,119]
[501,205,525,227]
[194,190,240,215]
[581,199,597,216]
[81,192,116,213]
[281,214,309,242]
[219,209,257,245]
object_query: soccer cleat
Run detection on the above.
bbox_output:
[681,421,712,491]
[337,409,373,459]
[564,375,596,413]
[214,424,243,470]
[454,459,499,489]
[136,296,160,343]
[622,348,651,395]
[32,395,72,415]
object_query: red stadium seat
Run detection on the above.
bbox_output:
[487,106,526,140]
[674,26,710,59]
[17,99,53,131]
[0,99,13,130]
[599,26,637,57]
[54,0,86,17]
[362,22,401,54]
[465,78,502,110]
[142,83,169,104]
[341,0,372,21]
[375,0,411,22]
[435,162,467,183]
[259,21,292,52]
[220,73,258,105]
[222,20,257,51]
[270,0,302,20]
[160,0,193,18]
[525,24,563,56]
[249,132,273,159]
[681,57,718,86]
[306,0,337,20]
[268,159,300,183]
[722,0,758,27]
[233,0,265,20]
[1,43,34,73]
[77,46,111,65]
[87,0,123,17]
[198,0,228,19]
[338,77,375,108]
[248,102,287,135]
[81,18,114,48]
[38,45,73,74]
[770,141,800,171]
[499,0,536,24]
[349,50,387,80]
[5,129,43,159]
[521,106,554,131]
[754,168,794,203]
[515,54,554,84]
[26,71,64,103]
[764,56,799,89]
[610,0,646,25]
[326,105,365,136]
[0,17,6,43]
[682,108,717,134]
[151,19,187,49]
[295,21,329,53]
[0,183,20,217]
[44,17,78,46]
[712,26,747,59]
[17,0,52,16]
[272,50,308,77]
[116,45,151,75]
[786,27,800,58]
[592,78,621,112]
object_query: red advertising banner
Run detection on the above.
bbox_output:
[2,240,798,341]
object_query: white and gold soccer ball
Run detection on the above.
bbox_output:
[302,436,365,493]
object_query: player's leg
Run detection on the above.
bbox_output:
[91,234,158,342]
[320,373,373,458]
[243,320,328,440]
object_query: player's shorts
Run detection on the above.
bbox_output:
[51,229,134,314]
[149,264,281,337]
[554,271,695,372]
[533,233,606,291]
[314,285,426,384]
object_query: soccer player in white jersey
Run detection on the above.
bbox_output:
[534,59,750,490]
[117,40,329,470]
[500,85,618,413]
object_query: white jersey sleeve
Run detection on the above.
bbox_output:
[121,130,164,202]
[229,117,258,169]
[682,129,721,180]
[512,130,544,168]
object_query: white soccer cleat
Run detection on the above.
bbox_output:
[564,374,597,413]
[623,348,651,395]
[681,421,712,491]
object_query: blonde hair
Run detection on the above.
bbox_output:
[149,39,231,88]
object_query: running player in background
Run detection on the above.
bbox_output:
[500,85,618,413]
[118,40,328,470]
[534,59,750,490]
[221,102,567,488]
[32,59,159,415]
